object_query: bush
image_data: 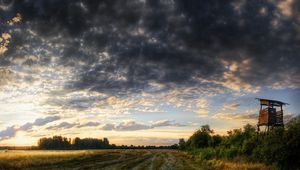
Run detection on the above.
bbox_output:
[220,147,239,159]
[181,121,300,169]
[241,135,258,156]
[198,148,216,160]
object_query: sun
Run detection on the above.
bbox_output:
[12,131,35,146]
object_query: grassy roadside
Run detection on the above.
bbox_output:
[209,159,275,170]
[185,149,276,170]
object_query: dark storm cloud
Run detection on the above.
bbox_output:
[1,0,299,95]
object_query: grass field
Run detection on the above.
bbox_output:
[0,150,273,170]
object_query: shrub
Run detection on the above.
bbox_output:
[197,148,216,160]
[182,121,300,169]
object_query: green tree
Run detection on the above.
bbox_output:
[187,125,213,148]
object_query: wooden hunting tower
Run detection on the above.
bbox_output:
[257,98,287,132]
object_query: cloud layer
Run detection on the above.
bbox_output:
[100,120,186,131]
[0,116,60,141]
[0,1,299,114]
[0,1,299,145]
[1,0,299,96]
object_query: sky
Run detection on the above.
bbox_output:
[0,0,299,146]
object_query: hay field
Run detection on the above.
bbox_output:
[0,149,272,170]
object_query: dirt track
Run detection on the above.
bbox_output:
[35,150,203,170]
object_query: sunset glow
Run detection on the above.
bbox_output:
[0,0,299,146]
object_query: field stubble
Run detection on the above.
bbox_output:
[0,149,273,170]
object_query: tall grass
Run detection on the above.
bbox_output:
[209,159,275,170]
[187,148,275,169]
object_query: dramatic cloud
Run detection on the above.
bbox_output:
[0,1,299,117]
[0,0,299,97]
[0,13,21,55]
[0,0,299,146]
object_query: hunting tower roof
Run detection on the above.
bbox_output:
[256,98,288,106]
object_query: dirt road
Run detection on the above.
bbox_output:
[1,149,272,169]
[32,150,204,170]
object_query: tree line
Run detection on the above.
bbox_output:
[38,136,178,150]
[178,116,300,169]
[38,136,111,149]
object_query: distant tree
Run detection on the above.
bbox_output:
[38,135,180,150]
[170,144,179,149]
[103,138,109,148]
[38,136,71,149]
[178,138,186,150]
[38,136,114,150]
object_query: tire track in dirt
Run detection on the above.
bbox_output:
[101,150,153,170]
[131,153,156,170]
[100,150,202,170]
[24,150,204,170]
[159,151,200,170]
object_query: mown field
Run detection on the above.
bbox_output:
[0,150,273,170]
